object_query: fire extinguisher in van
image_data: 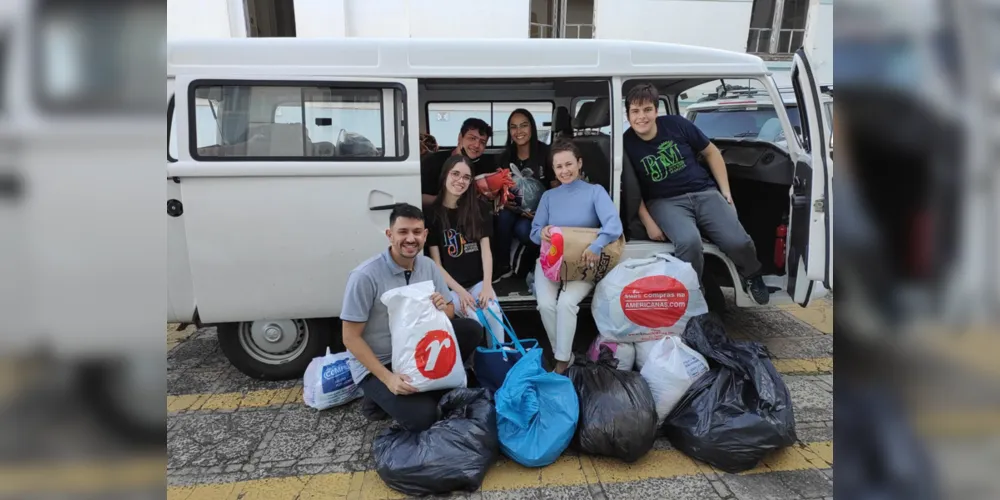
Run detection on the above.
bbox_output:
[774,222,788,270]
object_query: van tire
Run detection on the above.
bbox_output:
[218,319,327,380]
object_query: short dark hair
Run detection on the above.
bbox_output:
[389,203,424,227]
[626,83,660,111]
[550,139,582,162]
[460,118,492,139]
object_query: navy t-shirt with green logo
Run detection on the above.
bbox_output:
[623,115,717,201]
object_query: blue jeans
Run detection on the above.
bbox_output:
[493,209,534,270]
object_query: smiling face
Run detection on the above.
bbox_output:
[552,151,582,185]
[627,98,658,137]
[444,161,473,198]
[509,112,532,147]
[386,216,426,259]
[458,129,488,159]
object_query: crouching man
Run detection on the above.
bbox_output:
[342,204,484,431]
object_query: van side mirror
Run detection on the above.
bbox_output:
[315,118,332,126]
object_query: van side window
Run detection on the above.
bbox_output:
[190,83,405,160]
[426,102,553,147]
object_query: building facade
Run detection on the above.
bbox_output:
[168,0,832,84]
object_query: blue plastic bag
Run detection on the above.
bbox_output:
[473,307,539,395]
[495,348,579,467]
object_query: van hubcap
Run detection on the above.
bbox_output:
[239,319,309,364]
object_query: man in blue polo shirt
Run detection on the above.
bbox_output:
[341,204,484,431]
[623,83,769,304]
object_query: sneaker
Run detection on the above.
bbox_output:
[743,274,770,305]
[360,397,388,422]
[492,266,513,283]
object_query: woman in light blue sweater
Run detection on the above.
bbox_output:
[530,140,623,374]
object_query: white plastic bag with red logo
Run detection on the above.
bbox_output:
[381,280,467,393]
[591,254,708,343]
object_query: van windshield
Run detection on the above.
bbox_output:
[689,105,801,142]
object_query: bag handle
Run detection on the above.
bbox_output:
[621,252,683,270]
[475,307,505,350]
[484,304,529,356]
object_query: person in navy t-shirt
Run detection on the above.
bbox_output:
[623,83,769,305]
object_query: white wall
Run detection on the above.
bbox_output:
[595,0,753,52]
[343,0,529,38]
[294,0,347,38]
[808,3,833,84]
[168,0,236,39]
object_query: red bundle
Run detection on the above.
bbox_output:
[474,169,517,212]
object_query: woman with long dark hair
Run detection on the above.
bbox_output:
[427,155,505,342]
[492,108,557,280]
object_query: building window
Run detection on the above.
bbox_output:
[747,0,809,56]
[530,0,594,39]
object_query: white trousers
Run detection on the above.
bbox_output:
[534,261,594,362]
[450,281,505,345]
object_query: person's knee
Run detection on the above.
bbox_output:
[556,294,581,315]
[396,402,440,432]
[716,232,755,256]
[672,232,704,255]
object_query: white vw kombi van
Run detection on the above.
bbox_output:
[167,38,832,380]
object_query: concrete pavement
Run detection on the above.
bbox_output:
[167,298,833,499]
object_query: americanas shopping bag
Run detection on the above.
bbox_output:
[639,336,709,425]
[381,280,467,392]
[592,253,708,342]
[663,314,797,473]
[303,348,363,410]
[586,336,636,371]
[374,388,499,496]
[567,346,658,463]
[495,348,579,467]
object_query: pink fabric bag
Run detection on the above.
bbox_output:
[539,227,564,282]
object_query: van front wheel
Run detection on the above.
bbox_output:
[218,319,326,380]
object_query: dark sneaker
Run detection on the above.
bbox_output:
[743,275,770,305]
[360,397,388,422]
[492,266,513,283]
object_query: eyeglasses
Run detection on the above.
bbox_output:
[449,170,472,182]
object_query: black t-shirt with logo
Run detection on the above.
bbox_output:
[623,115,717,201]
[426,203,494,289]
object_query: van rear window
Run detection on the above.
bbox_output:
[427,102,553,147]
[689,105,801,142]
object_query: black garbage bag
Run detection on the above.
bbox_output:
[373,388,499,496]
[663,314,797,473]
[566,346,658,462]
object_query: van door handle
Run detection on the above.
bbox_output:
[370,203,405,211]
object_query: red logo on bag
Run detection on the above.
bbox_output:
[414,330,458,379]
[620,276,689,328]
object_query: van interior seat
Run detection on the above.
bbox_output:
[573,97,611,192]
[573,102,594,131]
[247,123,313,157]
[312,141,337,156]
[552,106,573,141]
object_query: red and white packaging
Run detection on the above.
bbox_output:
[380,280,467,393]
[591,254,708,342]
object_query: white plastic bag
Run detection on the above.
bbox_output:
[381,280,467,393]
[303,348,363,410]
[634,339,657,371]
[591,253,708,342]
[586,336,636,371]
[640,336,710,425]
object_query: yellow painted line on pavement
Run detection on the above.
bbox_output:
[777,298,833,334]
[771,357,833,374]
[167,357,831,414]
[0,456,165,496]
[166,441,832,499]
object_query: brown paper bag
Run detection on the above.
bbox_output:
[559,227,625,283]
